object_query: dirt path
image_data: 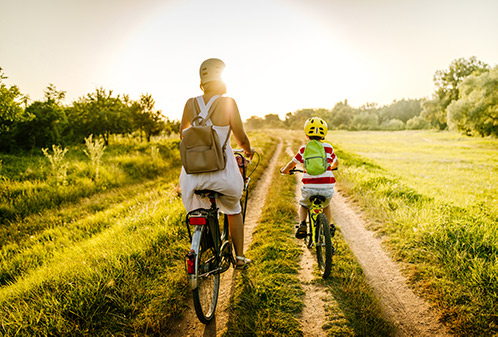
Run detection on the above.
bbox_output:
[330,192,452,336]
[170,140,450,336]
[286,145,330,337]
[169,141,284,337]
[286,143,450,336]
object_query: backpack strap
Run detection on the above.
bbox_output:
[197,95,219,117]
[202,96,221,125]
[191,96,231,151]
[191,96,221,126]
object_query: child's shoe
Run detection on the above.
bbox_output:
[296,221,307,239]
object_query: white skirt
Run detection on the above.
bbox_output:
[179,126,243,215]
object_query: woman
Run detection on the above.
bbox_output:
[179,58,254,269]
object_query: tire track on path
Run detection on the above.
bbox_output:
[331,192,452,336]
[169,140,283,337]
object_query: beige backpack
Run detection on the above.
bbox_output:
[180,96,230,174]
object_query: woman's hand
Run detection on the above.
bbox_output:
[244,147,255,159]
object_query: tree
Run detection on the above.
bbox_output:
[329,100,355,129]
[131,93,165,142]
[284,109,313,129]
[434,57,489,107]
[447,67,498,136]
[0,68,31,129]
[13,84,68,149]
[68,88,131,145]
[0,67,33,151]
[420,98,445,130]
[429,57,489,129]
[263,114,285,128]
[406,116,430,130]
[245,116,264,130]
[350,111,379,130]
[381,119,405,131]
[378,99,422,124]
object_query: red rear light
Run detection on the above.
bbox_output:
[187,250,196,274]
[189,217,207,225]
[187,258,195,274]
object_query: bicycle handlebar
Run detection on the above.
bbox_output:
[288,168,303,174]
[233,149,259,180]
[282,167,338,175]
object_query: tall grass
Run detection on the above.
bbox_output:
[0,132,278,336]
[0,179,175,286]
[42,144,69,186]
[0,184,189,335]
[0,137,181,224]
[83,134,106,181]
[328,130,497,336]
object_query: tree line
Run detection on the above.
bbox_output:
[0,72,179,152]
[246,57,497,137]
[1,56,496,153]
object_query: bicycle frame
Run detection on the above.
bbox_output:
[308,196,326,246]
[286,166,335,278]
[186,152,254,287]
[185,150,257,324]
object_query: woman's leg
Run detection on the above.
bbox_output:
[227,213,244,257]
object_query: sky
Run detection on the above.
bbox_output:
[1,0,497,122]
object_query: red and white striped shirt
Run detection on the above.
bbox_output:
[293,141,337,189]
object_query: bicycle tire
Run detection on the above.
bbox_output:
[304,216,313,249]
[315,213,333,278]
[191,226,220,324]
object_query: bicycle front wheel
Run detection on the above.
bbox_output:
[191,226,220,324]
[315,213,333,278]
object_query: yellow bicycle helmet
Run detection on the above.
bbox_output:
[304,117,328,138]
[199,58,225,85]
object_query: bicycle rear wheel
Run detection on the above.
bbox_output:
[315,213,333,278]
[191,226,220,324]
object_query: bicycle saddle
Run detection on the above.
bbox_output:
[310,195,326,203]
[194,190,223,198]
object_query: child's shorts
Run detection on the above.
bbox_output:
[299,187,335,208]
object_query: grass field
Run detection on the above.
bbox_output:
[326,130,497,336]
[329,130,497,213]
[1,129,495,335]
[0,132,277,335]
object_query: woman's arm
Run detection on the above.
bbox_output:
[226,97,254,158]
[179,99,193,139]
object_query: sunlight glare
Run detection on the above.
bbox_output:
[103,0,366,121]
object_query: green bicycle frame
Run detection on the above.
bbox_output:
[308,197,325,245]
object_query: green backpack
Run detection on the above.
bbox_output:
[303,140,328,175]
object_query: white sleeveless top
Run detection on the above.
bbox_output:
[179,95,244,215]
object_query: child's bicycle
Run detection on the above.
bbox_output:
[185,150,257,324]
[288,167,335,278]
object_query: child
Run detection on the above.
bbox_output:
[281,117,338,238]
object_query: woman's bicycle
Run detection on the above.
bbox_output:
[185,150,257,324]
[288,167,335,278]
